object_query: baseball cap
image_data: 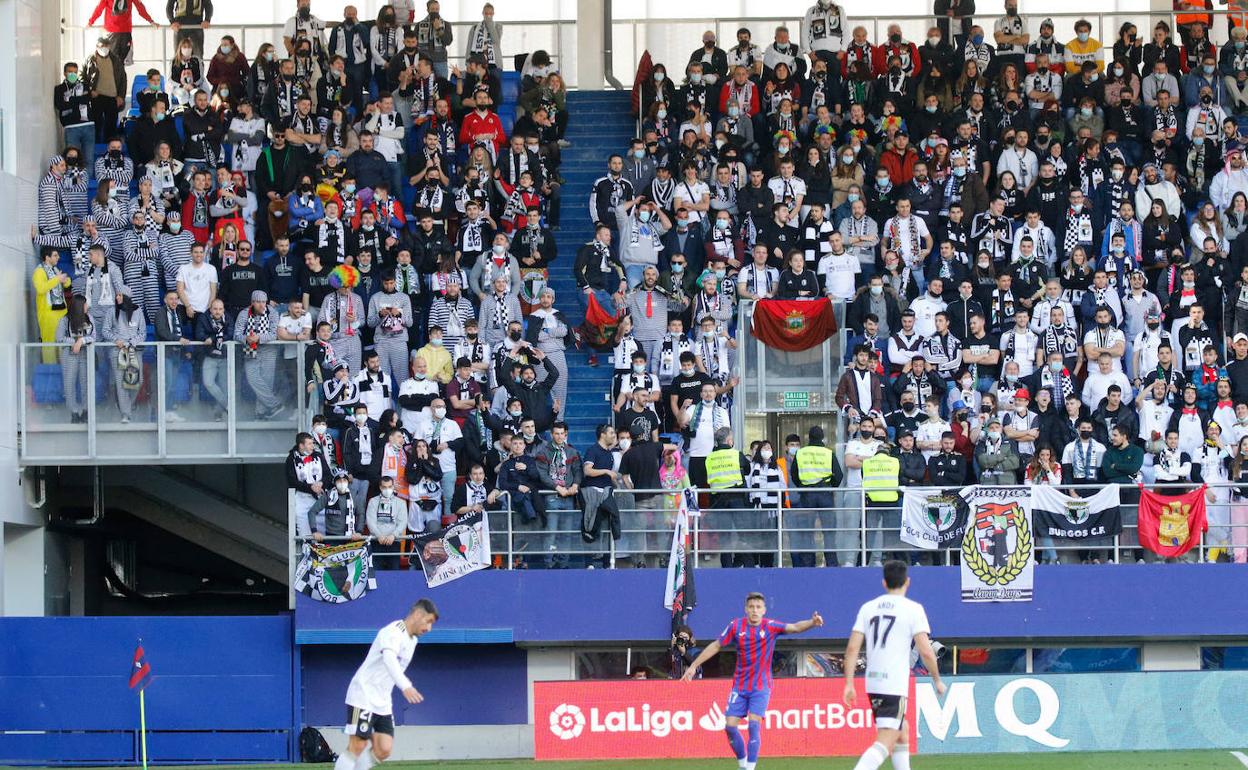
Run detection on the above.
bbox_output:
[1014,388,1031,400]
[1235,333,1248,344]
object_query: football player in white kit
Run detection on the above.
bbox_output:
[843,561,946,770]
[336,599,439,770]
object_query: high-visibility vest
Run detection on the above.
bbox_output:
[861,454,900,502]
[1175,0,1212,26]
[795,445,834,486]
[705,448,744,489]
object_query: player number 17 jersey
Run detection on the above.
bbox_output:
[851,595,930,697]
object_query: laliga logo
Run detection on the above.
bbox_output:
[699,701,729,732]
[549,703,586,740]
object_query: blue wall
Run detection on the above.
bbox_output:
[0,617,294,765]
[295,564,1248,643]
[301,645,529,727]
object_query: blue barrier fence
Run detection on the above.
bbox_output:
[295,564,1248,644]
[0,617,294,765]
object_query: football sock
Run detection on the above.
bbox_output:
[891,745,911,770]
[354,748,379,770]
[725,725,747,760]
[334,750,357,770]
[746,719,761,762]
[852,741,889,770]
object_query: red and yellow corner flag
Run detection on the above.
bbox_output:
[128,643,152,691]
[1137,484,1209,558]
[750,298,839,352]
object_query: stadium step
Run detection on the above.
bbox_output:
[547,91,640,447]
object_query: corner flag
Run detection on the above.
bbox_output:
[128,643,152,691]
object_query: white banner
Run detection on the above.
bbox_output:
[901,488,971,550]
[959,486,1034,602]
[413,510,492,587]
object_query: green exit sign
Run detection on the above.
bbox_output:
[783,391,810,409]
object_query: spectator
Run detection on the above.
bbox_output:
[234,290,285,420]
[306,470,366,542]
[534,422,583,568]
[288,432,332,537]
[367,475,410,568]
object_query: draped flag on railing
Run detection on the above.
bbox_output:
[294,541,376,602]
[901,487,971,549]
[1031,485,1123,540]
[413,510,492,587]
[664,488,698,633]
[1137,484,1208,558]
[960,486,1034,603]
[749,298,839,352]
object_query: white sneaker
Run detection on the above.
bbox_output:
[165,411,185,422]
[120,416,130,424]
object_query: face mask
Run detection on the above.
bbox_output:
[1194,136,1206,146]
[676,217,689,227]
[169,222,181,233]
[952,165,967,178]
[154,112,166,122]
[902,402,916,413]
[847,192,860,202]
[977,260,990,269]
[1050,361,1063,372]
[690,73,703,84]
[1077,32,1090,43]
[66,72,79,84]
[1113,66,1124,77]
[715,219,729,231]
[890,33,902,44]
[1080,107,1094,118]
[430,338,443,347]
[928,35,941,46]
[508,330,522,342]
[988,430,1002,440]
[777,145,790,155]
[313,424,327,435]
[433,407,448,420]
[1079,429,1093,440]
[870,285,883,296]
[860,429,873,439]
[657,109,668,119]
[876,177,889,188]
[1111,168,1123,181]
[336,482,350,493]
[1089,73,1099,82]
[97,47,110,57]
[1204,65,1216,76]
[971,34,984,45]
[654,72,666,82]
[221,45,233,55]
[618,439,632,451]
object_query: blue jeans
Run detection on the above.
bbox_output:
[544,493,577,567]
[387,161,404,201]
[64,125,96,179]
[441,467,457,514]
[201,355,228,411]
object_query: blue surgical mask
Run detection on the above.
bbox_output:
[677,217,689,227]
[672,263,684,273]
[1050,361,1063,372]
[972,34,984,45]
[1077,32,1090,43]
[1195,136,1206,146]
[1080,107,1093,118]
[952,166,967,178]
[638,210,652,222]
[431,338,443,347]
[842,154,855,164]
[344,183,356,194]
[715,219,729,231]
[714,269,726,279]
[870,285,883,296]
[876,176,890,188]
[925,104,938,113]
[1204,64,1216,75]
[634,149,645,159]
[847,192,860,202]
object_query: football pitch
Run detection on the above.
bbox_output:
[15,753,1247,770]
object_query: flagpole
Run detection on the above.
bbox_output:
[139,688,149,770]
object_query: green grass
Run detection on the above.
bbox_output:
[12,754,1244,770]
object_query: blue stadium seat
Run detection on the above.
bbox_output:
[171,359,194,404]
[129,74,164,117]
[501,71,520,105]
[32,364,65,404]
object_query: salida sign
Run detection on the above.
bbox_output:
[533,679,916,760]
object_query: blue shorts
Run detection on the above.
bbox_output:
[725,688,771,719]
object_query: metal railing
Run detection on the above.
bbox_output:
[61,19,574,88]
[291,482,1248,575]
[20,339,310,464]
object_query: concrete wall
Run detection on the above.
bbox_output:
[0,0,67,617]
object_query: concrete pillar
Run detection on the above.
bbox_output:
[576,0,606,89]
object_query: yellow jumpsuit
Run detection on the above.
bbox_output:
[32,267,71,364]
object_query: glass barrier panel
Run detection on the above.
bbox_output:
[21,344,90,461]
[94,341,160,459]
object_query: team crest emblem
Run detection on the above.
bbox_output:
[1063,500,1091,526]
[926,498,959,530]
[518,268,548,312]
[293,541,375,603]
[1159,501,1191,546]
[962,502,1032,583]
[785,309,806,333]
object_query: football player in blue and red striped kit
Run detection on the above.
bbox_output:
[682,592,823,770]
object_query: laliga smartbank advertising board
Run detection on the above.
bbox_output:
[533,678,916,760]
[533,671,1248,759]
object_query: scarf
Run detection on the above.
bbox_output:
[244,306,271,335]
[471,21,496,65]
[491,291,510,329]
[41,264,66,309]
[319,218,346,262]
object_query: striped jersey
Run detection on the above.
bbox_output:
[717,617,787,691]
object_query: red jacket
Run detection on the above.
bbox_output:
[459,110,507,154]
[878,146,919,186]
[718,80,761,117]
[872,41,922,78]
[181,190,214,245]
[842,41,877,77]
[89,0,155,34]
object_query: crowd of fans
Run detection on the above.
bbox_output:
[29,0,1248,567]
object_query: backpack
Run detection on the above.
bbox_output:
[298,726,336,763]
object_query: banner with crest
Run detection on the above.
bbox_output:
[901,488,971,549]
[959,486,1034,602]
[1031,485,1122,540]
[294,541,376,603]
[413,510,492,587]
